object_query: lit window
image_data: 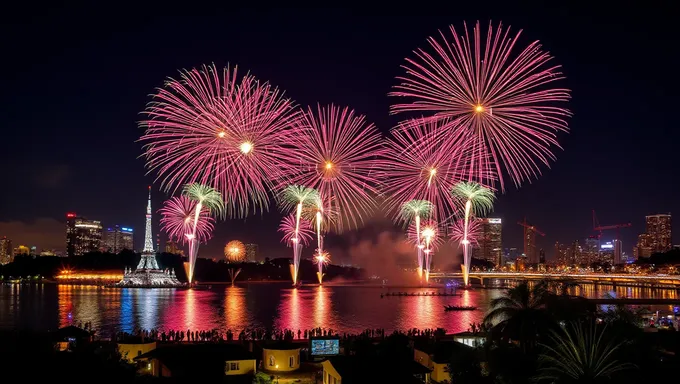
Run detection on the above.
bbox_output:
[289,356,294,367]
[269,355,275,366]
[230,362,239,371]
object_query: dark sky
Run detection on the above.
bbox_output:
[1,3,678,263]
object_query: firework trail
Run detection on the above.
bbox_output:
[288,105,386,284]
[182,183,225,284]
[278,212,315,285]
[408,220,441,284]
[451,182,495,286]
[140,64,299,218]
[398,200,433,280]
[278,185,319,285]
[159,196,215,245]
[390,21,571,191]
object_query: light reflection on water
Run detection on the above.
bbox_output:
[1,282,677,334]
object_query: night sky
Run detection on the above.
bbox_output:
[1,3,678,264]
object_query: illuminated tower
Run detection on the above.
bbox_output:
[136,186,160,270]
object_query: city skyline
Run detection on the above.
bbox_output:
[1,4,678,262]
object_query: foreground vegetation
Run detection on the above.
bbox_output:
[451,281,679,384]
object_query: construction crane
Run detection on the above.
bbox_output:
[592,210,631,264]
[518,218,545,264]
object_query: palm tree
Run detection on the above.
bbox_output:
[535,322,633,383]
[484,281,553,353]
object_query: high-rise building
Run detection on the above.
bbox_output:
[583,236,599,264]
[473,218,502,265]
[165,240,184,256]
[0,237,12,265]
[102,225,134,253]
[66,213,102,256]
[645,214,672,253]
[554,242,570,265]
[539,249,546,264]
[569,240,581,265]
[635,214,672,258]
[245,243,258,262]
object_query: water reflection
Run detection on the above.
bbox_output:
[2,282,679,334]
[225,286,247,328]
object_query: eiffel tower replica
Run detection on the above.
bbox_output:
[118,187,183,287]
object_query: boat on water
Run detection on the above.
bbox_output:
[444,305,477,311]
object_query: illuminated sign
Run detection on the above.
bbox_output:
[488,218,502,224]
[121,227,133,232]
[601,243,614,249]
[66,213,76,218]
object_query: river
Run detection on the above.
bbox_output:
[1,282,678,334]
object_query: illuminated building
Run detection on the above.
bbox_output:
[66,213,102,256]
[13,245,30,256]
[117,187,183,287]
[165,240,184,256]
[569,240,581,265]
[29,246,37,256]
[245,243,258,262]
[599,241,615,264]
[646,214,672,253]
[583,236,599,264]
[472,218,502,265]
[0,237,12,265]
[102,225,134,253]
[635,214,672,258]
[554,242,570,265]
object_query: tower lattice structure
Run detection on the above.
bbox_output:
[136,186,160,270]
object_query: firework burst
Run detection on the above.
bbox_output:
[278,214,315,246]
[449,218,481,246]
[159,196,215,245]
[140,64,300,218]
[289,105,386,232]
[384,121,474,222]
[390,21,571,190]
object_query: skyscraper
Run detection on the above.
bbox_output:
[635,214,672,258]
[645,214,672,253]
[66,213,102,256]
[102,225,134,253]
[245,243,258,262]
[0,237,12,265]
[473,218,502,265]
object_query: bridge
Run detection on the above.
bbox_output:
[428,271,680,288]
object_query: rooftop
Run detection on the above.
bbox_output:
[327,355,430,383]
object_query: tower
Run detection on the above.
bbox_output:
[136,186,160,270]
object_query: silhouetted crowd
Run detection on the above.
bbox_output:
[111,325,447,344]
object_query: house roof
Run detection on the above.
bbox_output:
[414,340,475,364]
[52,326,90,341]
[327,355,430,383]
[263,341,301,351]
[135,343,255,375]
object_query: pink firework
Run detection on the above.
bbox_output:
[159,196,215,244]
[390,21,571,190]
[289,105,386,231]
[407,219,444,250]
[384,119,482,222]
[449,218,481,247]
[278,213,315,246]
[140,64,300,218]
